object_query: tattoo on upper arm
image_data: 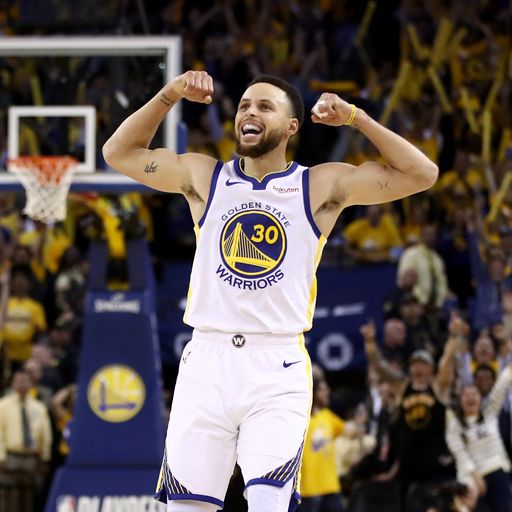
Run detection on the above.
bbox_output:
[144,161,158,173]
[378,181,391,191]
[160,93,175,107]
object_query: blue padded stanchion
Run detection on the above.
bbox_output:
[45,239,165,511]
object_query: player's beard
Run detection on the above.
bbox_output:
[235,127,284,158]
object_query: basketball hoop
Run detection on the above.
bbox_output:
[8,156,77,224]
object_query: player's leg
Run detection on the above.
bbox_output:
[237,336,312,512]
[166,500,219,512]
[245,480,294,512]
[155,337,238,510]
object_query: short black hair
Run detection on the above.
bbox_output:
[248,75,305,127]
[474,363,496,379]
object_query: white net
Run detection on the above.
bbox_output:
[8,157,77,224]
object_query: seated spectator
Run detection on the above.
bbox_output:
[1,270,47,372]
[343,205,403,264]
[397,223,448,312]
[446,363,512,512]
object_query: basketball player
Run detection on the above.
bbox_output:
[103,70,438,512]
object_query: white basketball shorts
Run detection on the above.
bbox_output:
[155,329,312,510]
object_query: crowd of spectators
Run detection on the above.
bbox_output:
[0,0,512,511]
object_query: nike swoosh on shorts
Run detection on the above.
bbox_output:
[283,360,301,368]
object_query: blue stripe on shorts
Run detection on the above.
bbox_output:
[154,449,224,509]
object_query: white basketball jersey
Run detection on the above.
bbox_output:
[184,158,326,334]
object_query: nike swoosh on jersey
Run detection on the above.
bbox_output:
[283,360,301,368]
[226,178,244,186]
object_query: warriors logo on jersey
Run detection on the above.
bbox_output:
[184,159,326,334]
[220,209,286,278]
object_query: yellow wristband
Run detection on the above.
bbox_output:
[344,104,357,126]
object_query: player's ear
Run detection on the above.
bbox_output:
[287,118,299,136]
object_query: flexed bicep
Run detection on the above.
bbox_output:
[103,70,216,193]
[310,97,438,205]
[339,160,433,207]
[103,144,215,194]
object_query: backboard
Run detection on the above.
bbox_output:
[0,36,182,191]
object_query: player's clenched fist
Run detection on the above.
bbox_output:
[311,93,356,127]
[169,70,214,104]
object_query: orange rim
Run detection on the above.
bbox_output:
[8,156,77,184]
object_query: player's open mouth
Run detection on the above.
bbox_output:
[240,123,263,141]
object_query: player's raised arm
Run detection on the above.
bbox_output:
[102,70,217,194]
[310,93,439,207]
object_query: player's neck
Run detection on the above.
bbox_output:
[242,151,289,181]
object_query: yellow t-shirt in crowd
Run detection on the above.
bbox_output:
[301,408,345,498]
[1,297,47,361]
[344,214,403,251]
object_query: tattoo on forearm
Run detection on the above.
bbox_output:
[378,181,391,191]
[144,161,158,173]
[160,93,174,107]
